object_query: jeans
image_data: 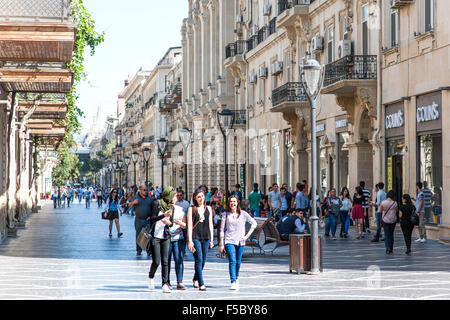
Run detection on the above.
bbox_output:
[135,218,150,253]
[78,195,82,203]
[85,198,90,208]
[97,197,102,208]
[325,214,336,236]
[149,237,170,285]
[250,208,259,217]
[67,197,71,207]
[418,211,427,239]
[382,222,396,251]
[424,207,432,223]
[168,239,186,285]
[374,212,383,240]
[225,244,246,284]
[339,210,349,235]
[401,223,414,251]
[363,207,370,232]
[192,239,210,286]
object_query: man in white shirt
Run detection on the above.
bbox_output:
[268,183,281,220]
[371,182,386,242]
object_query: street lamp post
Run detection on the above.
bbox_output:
[124,155,131,188]
[143,147,150,187]
[107,163,113,189]
[157,138,168,189]
[179,127,192,197]
[117,158,123,188]
[217,108,235,204]
[112,160,117,187]
[300,59,325,275]
[131,152,139,187]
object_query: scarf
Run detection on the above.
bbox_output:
[158,187,177,212]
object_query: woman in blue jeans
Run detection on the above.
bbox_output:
[187,191,214,291]
[379,191,398,254]
[339,187,352,238]
[219,196,257,290]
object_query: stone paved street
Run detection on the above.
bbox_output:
[0,200,450,300]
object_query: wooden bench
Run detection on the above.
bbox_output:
[258,220,289,255]
[245,217,267,254]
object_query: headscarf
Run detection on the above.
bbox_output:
[158,186,177,212]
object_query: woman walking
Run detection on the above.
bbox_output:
[148,187,177,293]
[339,187,352,238]
[379,191,398,254]
[103,188,123,238]
[187,190,214,291]
[399,194,416,255]
[219,195,257,290]
[325,188,342,240]
[352,187,365,239]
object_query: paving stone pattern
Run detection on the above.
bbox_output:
[0,200,449,300]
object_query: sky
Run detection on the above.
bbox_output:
[75,0,188,142]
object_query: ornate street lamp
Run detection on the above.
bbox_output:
[124,155,131,188]
[117,158,123,188]
[157,137,168,188]
[143,147,151,187]
[112,160,117,187]
[179,127,192,197]
[107,163,113,188]
[132,151,139,187]
[300,59,325,275]
[217,108,235,203]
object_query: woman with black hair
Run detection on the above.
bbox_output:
[339,187,352,238]
[352,187,365,239]
[379,190,398,254]
[187,190,214,291]
[103,188,123,238]
[399,194,416,255]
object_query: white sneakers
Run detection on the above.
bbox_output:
[162,284,172,293]
[415,238,427,243]
[148,278,155,290]
[230,281,239,290]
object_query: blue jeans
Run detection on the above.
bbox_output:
[225,244,245,284]
[168,239,185,284]
[250,208,259,217]
[375,212,383,240]
[135,218,150,253]
[325,214,336,236]
[192,239,210,286]
[53,198,57,209]
[85,198,90,208]
[339,210,349,234]
[383,222,396,251]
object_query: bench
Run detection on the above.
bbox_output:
[258,220,289,255]
[245,217,267,254]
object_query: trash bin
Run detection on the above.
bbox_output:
[289,234,323,274]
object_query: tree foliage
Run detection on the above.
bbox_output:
[52,0,104,185]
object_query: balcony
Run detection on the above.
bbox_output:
[0,0,76,63]
[171,82,182,103]
[18,101,67,120]
[232,110,247,127]
[246,18,277,53]
[158,95,178,114]
[225,40,247,59]
[277,0,310,29]
[322,55,377,95]
[140,136,154,146]
[271,82,308,114]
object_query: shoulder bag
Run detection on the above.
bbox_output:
[410,207,420,226]
[137,223,152,252]
[381,201,397,225]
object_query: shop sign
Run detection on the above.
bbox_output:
[385,110,404,129]
[335,119,347,129]
[387,157,393,192]
[316,124,325,132]
[417,101,439,123]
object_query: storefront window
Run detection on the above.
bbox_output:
[271,131,281,185]
[386,139,405,203]
[419,134,442,225]
[338,132,350,191]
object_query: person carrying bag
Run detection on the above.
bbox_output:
[379,190,398,254]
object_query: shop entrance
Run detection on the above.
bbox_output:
[387,139,405,203]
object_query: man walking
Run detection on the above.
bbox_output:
[67,186,73,208]
[267,183,282,220]
[248,183,262,217]
[413,182,427,243]
[360,181,372,235]
[422,181,433,224]
[84,187,91,209]
[129,184,154,256]
[371,182,386,242]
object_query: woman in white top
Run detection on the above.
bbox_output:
[219,195,257,290]
[339,187,352,238]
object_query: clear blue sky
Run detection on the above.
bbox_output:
[77,0,188,138]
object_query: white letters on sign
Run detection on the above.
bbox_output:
[385,110,404,129]
[417,102,439,123]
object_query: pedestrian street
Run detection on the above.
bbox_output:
[0,200,449,300]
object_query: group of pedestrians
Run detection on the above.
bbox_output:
[51,186,74,209]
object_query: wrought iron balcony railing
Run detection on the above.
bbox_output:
[323,55,377,88]
[225,40,248,59]
[233,110,247,126]
[141,136,154,144]
[272,82,307,107]
[0,0,71,22]
[278,0,313,15]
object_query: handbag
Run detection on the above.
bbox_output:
[137,224,153,252]
[410,208,420,226]
[101,211,109,220]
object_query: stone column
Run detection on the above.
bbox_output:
[209,0,217,99]
[405,97,417,195]
[181,22,188,103]
[441,89,450,230]
[200,1,210,93]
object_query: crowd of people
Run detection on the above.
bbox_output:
[49,178,435,292]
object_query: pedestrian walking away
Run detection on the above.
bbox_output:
[352,187,365,239]
[104,188,123,238]
[372,183,387,242]
[148,187,177,293]
[399,194,417,255]
[248,183,262,218]
[219,195,257,290]
[167,190,189,290]
[326,188,342,240]
[267,183,281,221]
[187,190,214,291]
[360,181,372,236]
[129,184,153,256]
[412,182,427,243]
[379,190,398,254]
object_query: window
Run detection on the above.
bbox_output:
[327,25,334,63]
[362,4,369,55]
[284,51,290,83]
[390,9,399,47]
[343,18,349,40]
[424,0,434,32]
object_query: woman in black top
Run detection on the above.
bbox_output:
[187,190,214,291]
[399,194,415,255]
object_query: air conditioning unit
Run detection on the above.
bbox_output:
[263,4,272,16]
[234,78,241,87]
[251,25,259,36]
[236,14,244,23]
[271,61,283,75]
[259,66,268,79]
[249,73,257,84]
[390,0,414,9]
[337,40,352,58]
[311,35,324,52]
